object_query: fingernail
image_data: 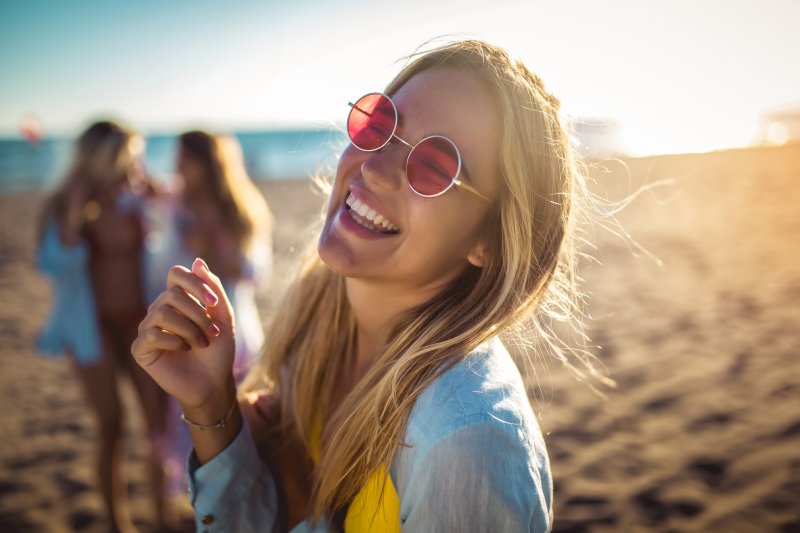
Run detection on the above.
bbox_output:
[204,290,218,305]
[208,323,220,337]
[197,258,209,272]
[198,336,209,348]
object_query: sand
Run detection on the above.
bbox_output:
[1,144,798,532]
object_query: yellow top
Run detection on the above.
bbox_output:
[309,419,401,532]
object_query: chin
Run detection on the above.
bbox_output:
[317,223,358,277]
[318,226,392,282]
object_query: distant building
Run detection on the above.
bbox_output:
[568,117,625,157]
[757,107,800,145]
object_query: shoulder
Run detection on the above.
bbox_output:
[396,336,550,476]
[405,337,539,445]
[391,338,553,530]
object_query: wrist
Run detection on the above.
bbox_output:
[181,381,237,426]
[182,396,238,430]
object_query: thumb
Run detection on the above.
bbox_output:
[191,258,234,327]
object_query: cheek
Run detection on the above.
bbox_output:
[405,200,483,267]
[335,145,362,186]
[327,146,362,212]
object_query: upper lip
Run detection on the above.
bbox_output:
[346,185,400,231]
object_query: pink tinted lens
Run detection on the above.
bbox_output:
[347,94,397,151]
[407,136,460,196]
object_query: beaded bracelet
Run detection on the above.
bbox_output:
[180,395,238,430]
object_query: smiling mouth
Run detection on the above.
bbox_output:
[345,193,400,234]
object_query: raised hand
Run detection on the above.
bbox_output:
[132,258,236,419]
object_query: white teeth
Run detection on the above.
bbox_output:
[345,193,398,232]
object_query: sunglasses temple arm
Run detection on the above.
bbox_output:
[454,179,492,202]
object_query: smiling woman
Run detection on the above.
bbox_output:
[131,39,601,532]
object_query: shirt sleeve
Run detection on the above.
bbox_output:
[187,422,280,532]
[399,418,553,532]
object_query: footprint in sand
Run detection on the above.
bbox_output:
[688,457,728,488]
[633,487,705,524]
[686,411,735,431]
[24,419,89,437]
[53,472,90,499]
[0,509,37,531]
[669,500,703,518]
[68,509,97,530]
[5,453,49,470]
[779,520,800,532]
[775,420,800,438]
[769,383,799,400]
[761,480,800,513]
[643,394,681,413]
[5,449,77,470]
[727,350,750,380]
[549,495,619,532]
[566,497,617,523]
[0,479,31,496]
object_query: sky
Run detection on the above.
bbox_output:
[1,0,798,155]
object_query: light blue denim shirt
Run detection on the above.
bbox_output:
[187,337,553,532]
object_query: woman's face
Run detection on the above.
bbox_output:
[177,146,204,197]
[318,67,501,291]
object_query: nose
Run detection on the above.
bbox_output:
[359,140,406,193]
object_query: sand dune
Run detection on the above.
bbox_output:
[0,144,798,532]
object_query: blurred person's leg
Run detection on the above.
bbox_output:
[70,350,134,532]
[120,315,175,530]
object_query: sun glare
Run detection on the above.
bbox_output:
[619,118,757,156]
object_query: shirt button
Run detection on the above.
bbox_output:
[201,515,215,525]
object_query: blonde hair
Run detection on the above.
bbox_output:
[69,120,144,191]
[243,39,604,525]
[178,130,273,269]
[39,120,143,242]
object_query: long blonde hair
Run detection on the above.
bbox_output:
[244,39,602,524]
[39,120,143,243]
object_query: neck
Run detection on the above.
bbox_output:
[344,277,452,378]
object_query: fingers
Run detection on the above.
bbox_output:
[156,286,220,338]
[135,260,229,355]
[152,304,210,349]
[191,258,234,324]
[167,264,220,308]
[191,258,221,290]
[140,287,220,350]
[131,327,190,367]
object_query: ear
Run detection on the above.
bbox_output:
[466,241,488,268]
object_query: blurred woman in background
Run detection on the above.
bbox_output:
[143,130,273,499]
[36,120,171,532]
[152,130,273,381]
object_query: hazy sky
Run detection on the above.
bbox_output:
[1,0,798,154]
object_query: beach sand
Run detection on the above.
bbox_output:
[1,144,798,532]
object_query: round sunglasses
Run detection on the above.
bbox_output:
[347,93,491,202]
